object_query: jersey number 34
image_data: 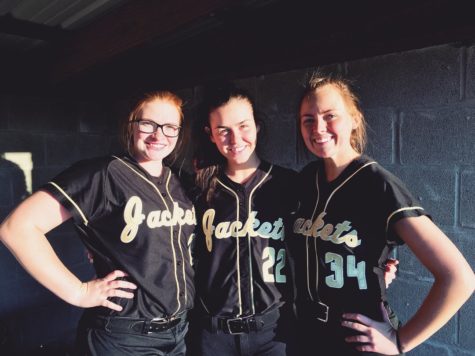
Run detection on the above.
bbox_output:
[326,252,367,290]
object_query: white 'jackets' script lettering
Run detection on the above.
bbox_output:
[293,212,361,248]
[121,196,196,243]
[202,209,284,252]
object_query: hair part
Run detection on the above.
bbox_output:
[300,72,367,154]
[120,90,185,166]
[193,84,262,204]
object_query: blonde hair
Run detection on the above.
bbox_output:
[300,73,367,154]
[120,91,185,164]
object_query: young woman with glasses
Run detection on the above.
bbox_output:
[0,91,197,355]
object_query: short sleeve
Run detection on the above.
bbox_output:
[40,158,109,226]
[381,170,430,245]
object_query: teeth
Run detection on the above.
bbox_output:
[314,137,332,144]
[147,142,166,149]
[229,146,245,153]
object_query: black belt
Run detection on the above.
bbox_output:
[203,308,280,335]
[89,312,186,334]
[298,300,340,324]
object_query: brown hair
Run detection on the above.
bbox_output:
[120,91,185,165]
[193,84,263,204]
[300,73,367,154]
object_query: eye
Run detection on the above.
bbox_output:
[301,116,314,126]
[217,128,229,136]
[138,120,156,132]
[324,113,336,121]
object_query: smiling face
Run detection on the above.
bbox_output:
[300,83,359,165]
[208,97,259,170]
[132,99,181,166]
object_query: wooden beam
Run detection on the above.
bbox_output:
[37,0,242,84]
[0,14,70,41]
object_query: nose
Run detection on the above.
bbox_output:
[151,127,166,139]
[314,116,327,134]
[228,130,240,145]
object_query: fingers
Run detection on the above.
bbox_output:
[342,312,374,327]
[108,279,137,291]
[385,258,399,266]
[79,270,137,310]
[102,298,124,312]
[103,269,128,281]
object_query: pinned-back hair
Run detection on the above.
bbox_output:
[193,83,262,204]
[120,90,185,165]
[300,72,367,154]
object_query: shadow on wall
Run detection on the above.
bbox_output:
[0,155,94,356]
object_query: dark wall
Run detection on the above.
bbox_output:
[0,96,126,354]
[0,42,474,355]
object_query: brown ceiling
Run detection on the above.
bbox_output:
[1,0,475,98]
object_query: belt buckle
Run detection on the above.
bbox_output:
[146,317,179,333]
[316,302,329,323]
[225,317,248,334]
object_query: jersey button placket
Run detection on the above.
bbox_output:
[238,187,252,314]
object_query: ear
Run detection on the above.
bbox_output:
[256,123,261,133]
[352,115,360,130]
[205,126,215,143]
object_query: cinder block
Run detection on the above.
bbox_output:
[0,206,13,222]
[44,134,79,166]
[364,108,395,164]
[256,68,312,121]
[0,168,13,206]
[397,244,433,281]
[455,348,475,356]
[108,135,123,155]
[401,107,475,166]
[0,245,22,286]
[232,77,258,102]
[459,288,475,350]
[460,170,475,228]
[445,231,474,271]
[2,301,81,354]
[32,166,70,191]
[257,116,297,168]
[385,165,455,226]
[465,45,475,100]
[409,342,450,356]
[0,96,9,130]
[387,278,456,345]
[0,132,46,167]
[9,96,79,133]
[47,231,90,267]
[77,134,112,159]
[78,101,114,134]
[347,45,461,108]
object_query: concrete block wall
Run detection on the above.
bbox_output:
[0,95,127,354]
[198,43,471,355]
[0,42,473,354]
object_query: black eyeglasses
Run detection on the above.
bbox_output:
[132,119,181,138]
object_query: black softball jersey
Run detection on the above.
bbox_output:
[292,155,429,352]
[41,155,196,320]
[194,161,298,318]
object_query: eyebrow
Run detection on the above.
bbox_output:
[214,119,252,129]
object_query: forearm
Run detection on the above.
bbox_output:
[398,269,475,352]
[1,220,85,306]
